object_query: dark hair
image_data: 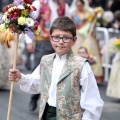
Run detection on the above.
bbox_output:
[76,0,85,5]
[50,16,76,37]
[114,10,120,22]
[78,47,88,54]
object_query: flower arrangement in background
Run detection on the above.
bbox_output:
[78,7,104,37]
[87,7,113,28]
[87,54,96,64]
[87,7,103,22]
[106,38,120,53]
[0,0,40,41]
[113,38,120,52]
[94,7,103,19]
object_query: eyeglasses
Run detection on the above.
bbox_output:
[50,35,74,43]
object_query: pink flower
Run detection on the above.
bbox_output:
[32,6,36,11]
[34,21,39,30]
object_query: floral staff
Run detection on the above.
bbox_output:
[0,0,40,120]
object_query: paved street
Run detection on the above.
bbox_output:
[0,66,120,120]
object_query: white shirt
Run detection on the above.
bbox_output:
[18,54,104,120]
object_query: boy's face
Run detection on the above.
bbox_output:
[50,29,77,57]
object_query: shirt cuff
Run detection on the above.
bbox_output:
[17,74,28,85]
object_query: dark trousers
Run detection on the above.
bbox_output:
[42,103,56,120]
[25,50,32,70]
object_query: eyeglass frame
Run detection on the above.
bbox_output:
[50,35,75,43]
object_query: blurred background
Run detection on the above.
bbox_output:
[0,0,120,120]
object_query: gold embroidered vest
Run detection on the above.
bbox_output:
[39,50,87,120]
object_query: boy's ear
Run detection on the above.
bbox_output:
[72,36,77,46]
[73,36,77,43]
[49,34,51,41]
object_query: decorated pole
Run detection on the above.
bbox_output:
[86,7,103,52]
[87,7,103,41]
[7,33,19,120]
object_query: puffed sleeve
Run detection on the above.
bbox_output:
[80,62,104,120]
[18,64,41,94]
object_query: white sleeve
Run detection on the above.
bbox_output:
[18,64,41,94]
[80,62,104,120]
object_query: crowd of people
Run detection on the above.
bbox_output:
[0,0,120,120]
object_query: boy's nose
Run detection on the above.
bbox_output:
[59,38,64,43]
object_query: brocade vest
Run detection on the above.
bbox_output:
[39,50,87,120]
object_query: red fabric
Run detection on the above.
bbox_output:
[38,0,51,37]
[38,0,66,37]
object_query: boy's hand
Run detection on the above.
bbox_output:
[9,69,22,82]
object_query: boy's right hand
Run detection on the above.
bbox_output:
[9,69,22,82]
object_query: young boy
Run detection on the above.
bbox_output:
[9,16,104,120]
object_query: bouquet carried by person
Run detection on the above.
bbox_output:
[0,0,40,47]
[87,54,96,64]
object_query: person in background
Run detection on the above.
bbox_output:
[8,16,104,120]
[71,0,103,83]
[25,39,34,71]
[106,50,120,99]
[28,0,70,111]
[78,46,97,65]
[78,46,88,58]
[106,10,120,98]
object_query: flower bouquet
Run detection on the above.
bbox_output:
[79,7,104,38]
[101,37,120,54]
[0,0,40,41]
[87,54,96,65]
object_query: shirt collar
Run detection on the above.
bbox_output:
[55,53,67,60]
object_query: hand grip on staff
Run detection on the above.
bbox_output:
[7,33,19,120]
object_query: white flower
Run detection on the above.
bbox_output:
[103,11,114,23]
[0,23,6,32]
[5,18,10,23]
[97,13,102,19]
[2,15,7,21]
[17,5,24,10]
[25,18,34,27]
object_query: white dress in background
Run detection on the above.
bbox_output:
[106,53,120,98]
